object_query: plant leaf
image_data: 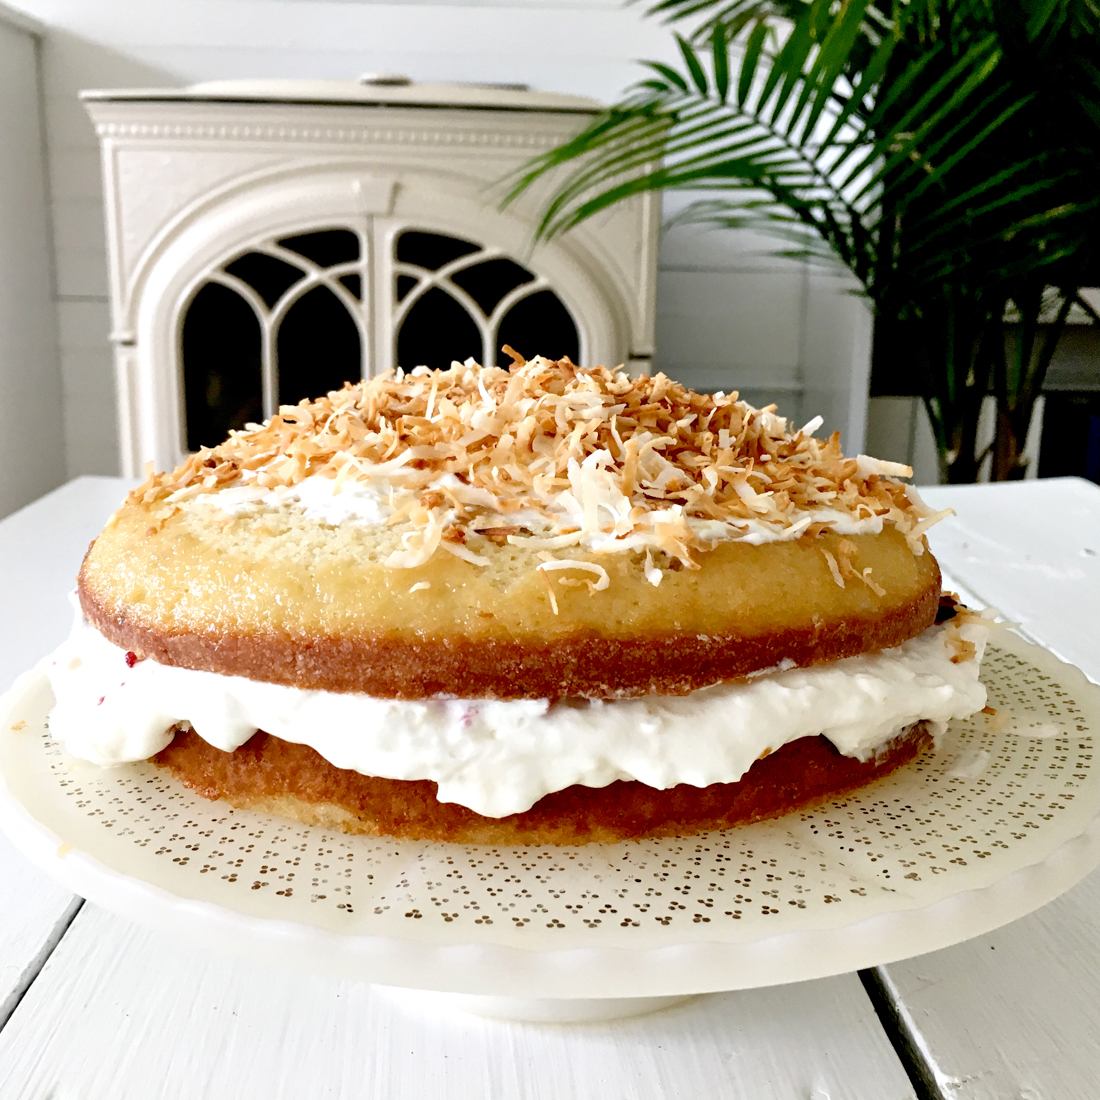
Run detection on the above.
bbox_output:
[677,34,709,95]
[711,20,730,102]
[738,20,769,106]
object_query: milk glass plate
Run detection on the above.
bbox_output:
[2,630,1099,1001]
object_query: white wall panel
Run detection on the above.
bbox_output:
[656,269,804,416]
[43,148,102,201]
[0,13,66,517]
[659,193,806,276]
[801,268,872,452]
[56,300,116,474]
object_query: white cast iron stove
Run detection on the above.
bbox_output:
[83,78,658,475]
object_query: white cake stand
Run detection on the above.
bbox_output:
[3,630,1100,1021]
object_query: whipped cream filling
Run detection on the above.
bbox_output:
[43,613,990,817]
[195,457,923,564]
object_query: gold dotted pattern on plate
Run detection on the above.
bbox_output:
[30,642,1098,944]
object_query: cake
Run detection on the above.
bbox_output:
[44,353,991,844]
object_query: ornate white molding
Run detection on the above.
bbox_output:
[94,121,563,151]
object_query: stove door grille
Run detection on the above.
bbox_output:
[180,226,579,452]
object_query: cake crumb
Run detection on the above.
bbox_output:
[947,630,977,663]
[10,719,26,731]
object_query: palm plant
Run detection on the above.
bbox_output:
[506,0,1100,482]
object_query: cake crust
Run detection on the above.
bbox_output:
[79,506,940,698]
[152,724,933,845]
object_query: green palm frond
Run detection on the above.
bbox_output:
[507,0,1100,482]
[506,1,1055,301]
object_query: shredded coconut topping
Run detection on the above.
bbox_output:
[131,353,944,571]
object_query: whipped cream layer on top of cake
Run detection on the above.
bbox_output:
[201,466,923,564]
[44,611,990,817]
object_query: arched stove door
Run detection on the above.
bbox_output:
[177,224,583,453]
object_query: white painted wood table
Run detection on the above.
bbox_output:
[0,475,1097,1100]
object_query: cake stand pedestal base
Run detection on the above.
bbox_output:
[380,988,698,1023]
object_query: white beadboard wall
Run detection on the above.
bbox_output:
[5,0,874,481]
[865,397,941,485]
[0,6,66,517]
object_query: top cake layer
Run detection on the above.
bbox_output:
[79,356,946,698]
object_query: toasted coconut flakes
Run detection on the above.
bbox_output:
[861,567,887,598]
[643,548,663,587]
[477,526,521,545]
[132,356,940,582]
[948,630,978,663]
[835,538,861,581]
[906,508,954,553]
[385,512,443,568]
[508,530,583,551]
[821,548,845,589]
[537,559,611,594]
[539,567,560,615]
[856,454,913,479]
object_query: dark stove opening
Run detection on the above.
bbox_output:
[277,284,362,406]
[450,257,534,314]
[396,230,480,271]
[497,289,580,365]
[394,229,579,369]
[397,286,482,371]
[182,282,263,451]
[180,226,583,454]
[223,252,303,309]
[279,228,360,268]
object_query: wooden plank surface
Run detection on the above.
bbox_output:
[0,903,916,1100]
[920,478,1100,676]
[0,479,132,1026]
[877,477,1100,1100]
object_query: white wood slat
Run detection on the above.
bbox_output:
[0,478,133,1026]
[0,904,916,1100]
[875,870,1100,1100]
[0,835,79,1029]
[920,478,1100,681]
[879,477,1100,1099]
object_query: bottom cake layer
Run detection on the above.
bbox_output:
[151,723,933,845]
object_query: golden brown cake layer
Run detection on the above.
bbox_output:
[79,499,940,698]
[151,724,932,845]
